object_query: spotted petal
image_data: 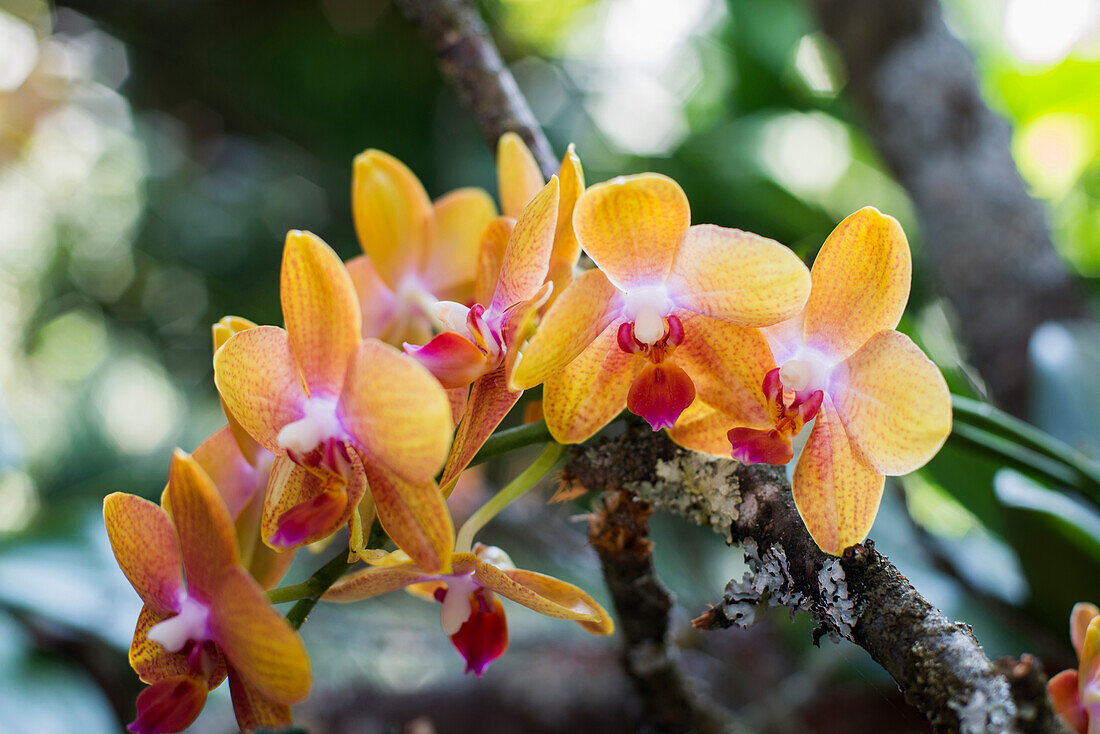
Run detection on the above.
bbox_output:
[439,366,521,492]
[546,144,585,303]
[497,132,545,219]
[423,188,498,302]
[802,207,911,360]
[323,562,439,602]
[352,149,433,289]
[104,493,183,615]
[214,326,306,454]
[281,230,362,394]
[363,463,454,575]
[228,666,292,734]
[475,218,515,307]
[166,450,239,599]
[832,330,951,476]
[340,339,453,485]
[672,310,773,426]
[462,556,611,630]
[490,177,559,312]
[208,565,311,704]
[792,397,885,556]
[510,268,623,391]
[129,604,227,687]
[667,224,810,327]
[572,173,689,290]
[543,324,641,444]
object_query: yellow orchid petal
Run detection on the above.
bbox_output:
[363,462,454,575]
[439,366,521,492]
[543,325,641,444]
[546,144,585,303]
[352,149,433,289]
[208,565,312,705]
[192,425,263,520]
[213,316,266,464]
[104,493,182,615]
[802,207,911,360]
[667,224,810,327]
[832,330,951,476]
[340,339,453,485]
[345,255,398,341]
[166,449,239,597]
[129,603,227,687]
[323,562,437,602]
[1083,615,1100,674]
[572,173,689,290]
[474,217,514,307]
[214,326,306,455]
[490,177,559,311]
[497,131,545,219]
[228,666,292,734]
[260,451,367,550]
[510,268,623,391]
[792,397,885,556]
[672,310,773,426]
[1073,603,1100,658]
[281,230,362,394]
[667,400,746,457]
[423,187,498,302]
[472,561,607,628]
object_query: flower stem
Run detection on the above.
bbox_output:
[468,420,554,467]
[455,442,564,554]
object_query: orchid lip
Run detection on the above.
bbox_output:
[147,591,211,653]
[440,573,481,635]
[277,396,344,455]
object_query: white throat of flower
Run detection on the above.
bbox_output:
[622,284,673,345]
[777,346,835,395]
[277,396,342,454]
[440,573,482,635]
[148,592,211,652]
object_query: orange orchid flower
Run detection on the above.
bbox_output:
[1049,602,1100,734]
[213,230,455,573]
[104,450,311,734]
[404,175,561,490]
[674,207,952,555]
[346,149,497,347]
[325,542,613,676]
[510,173,811,443]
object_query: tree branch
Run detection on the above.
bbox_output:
[807,0,1088,413]
[564,425,1070,734]
[590,489,746,734]
[392,0,558,177]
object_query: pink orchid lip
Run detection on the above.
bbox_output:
[627,361,696,431]
[128,675,207,734]
[728,426,795,466]
[446,589,509,677]
[270,485,348,549]
[404,331,489,389]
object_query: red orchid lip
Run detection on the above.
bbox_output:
[448,590,509,677]
[627,361,696,431]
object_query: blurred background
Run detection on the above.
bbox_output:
[0,0,1099,731]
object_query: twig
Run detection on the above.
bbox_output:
[392,0,558,177]
[589,489,746,734]
[565,425,1072,734]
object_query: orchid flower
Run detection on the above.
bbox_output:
[347,149,497,347]
[675,207,952,555]
[1049,602,1100,734]
[324,542,613,676]
[104,450,311,734]
[214,229,455,573]
[510,173,811,443]
[404,176,561,490]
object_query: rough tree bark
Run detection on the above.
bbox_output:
[396,0,1072,731]
[807,0,1089,414]
[566,426,1070,734]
